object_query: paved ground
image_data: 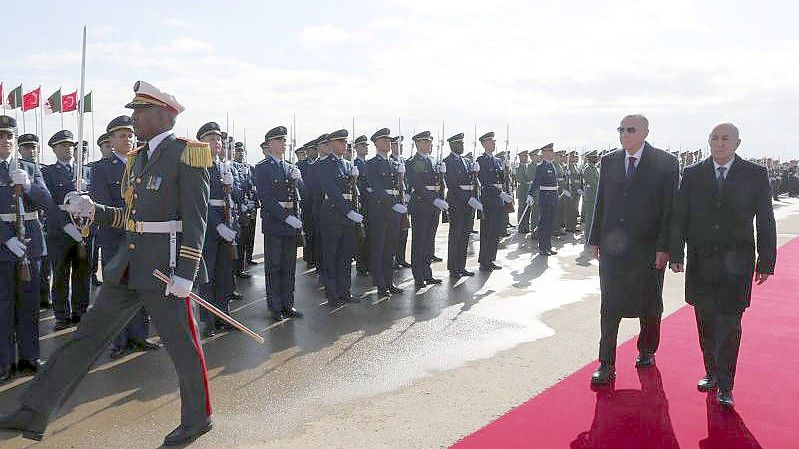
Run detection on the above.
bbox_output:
[1,198,797,449]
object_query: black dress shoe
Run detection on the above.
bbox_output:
[0,406,48,441]
[130,339,162,352]
[283,308,303,318]
[16,359,44,376]
[53,319,72,331]
[247,259,258,265]
[460,270,475,276]
[163,421,213,446]
[697,375,717,392]
[414,281,426,289]
[431,255,443,262]
[377,290,391,299]
[479,264,493,271]
[396,261,412,268]
[91,276,103,286]
[109,346,129,359]
[424,277,442,285]
[489,263,502,270]
[635,352,655,368]
[449,271,461,279]
[235,271,252,279]
[717,390,735,408]
[590,364,616,385]
[203,326,217,338]
[230,291,243,301]
[270,311,286,321]
[388,285,403,294]
[0,366,11,383]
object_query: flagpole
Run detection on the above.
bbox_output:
[75,25,88,189]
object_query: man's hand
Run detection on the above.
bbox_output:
[655,251,670,270]
[10,169,31,192]
[216,223,237,242]
[500,192,513,204]
[592,245,600,260]
[164,274,193,298]
[63,223,84,242]
[471,162,480,172]
[285,215,303,229]
[755,272,771,285]
[392,203,408,214]
[221,170,235,186]
[526,195,534,205]
[4,237,27,257]
[346,210,364,223]
[468,197,483,212]
[433,198,449,211]
[63,191,95,217]
[289,167,302,180]
[351,166,359,178]
[670,263,684,273]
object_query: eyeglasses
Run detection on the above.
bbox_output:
[617,127,637,134]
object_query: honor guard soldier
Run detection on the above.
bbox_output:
[366,128,406,298]
[0,81,214,446]
[353,134,370,276]
[89,134,112,287]
[406,131,447,288]
[91,115,159,358]
[233,142,258,270]
[0,116,51,383]
[527,143,559,256]
[390,136,411,269]
[564,150,581,233]
[253,126,304,320]
[581,150,600,242]
[196,121,241,337]
[42,129,91,331]
[553,149,568,236]
[17,134,51,309]
[476,132,511,271]
[310,134,330,285]
[318,129,363,306]
[97,133,113,159]
[297,139,318,268]
[444,133,481,278]
[515,150,533,234]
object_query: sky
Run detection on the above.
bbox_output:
[2,0,798,164]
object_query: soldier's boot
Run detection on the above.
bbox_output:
[0,406,48,441]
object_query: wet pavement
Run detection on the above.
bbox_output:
[1,198,798,448]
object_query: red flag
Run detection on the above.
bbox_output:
[62,91,77,112]
[22,87,40,111]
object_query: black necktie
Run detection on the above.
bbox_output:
[626,156,637,179]
[717,166,727,192]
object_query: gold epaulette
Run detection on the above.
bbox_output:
[177,138,212,168]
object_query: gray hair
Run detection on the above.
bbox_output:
[712,122,740,140]
[623,114,649,130]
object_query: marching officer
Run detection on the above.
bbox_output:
[42,130,90,331]
[0,116,51,382]
[253,126,304,320]
[476,132,512,271]
[232,142,258,270]
[17,134,51,309]
[444,133,481,278]
[581,150,600,242]
[196,122,241,337]
[405,131,448,288]
[515,150,533,234]
[527,143,559,256]
[353,135,370,276]
[318,129,363,306]
[91,115,159,358]
[297,140,318,268]
[0,81,214,446]
[366,128,406,298]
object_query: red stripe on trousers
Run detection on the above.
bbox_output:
[185,298,212,416]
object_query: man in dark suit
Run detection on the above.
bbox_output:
[670,123,776,408]
[588,114,679,386]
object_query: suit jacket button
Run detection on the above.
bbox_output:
[714,224,720,230]
[128,243,136,250]
[619,217,625,223]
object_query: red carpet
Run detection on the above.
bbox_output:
[452,237,799,449]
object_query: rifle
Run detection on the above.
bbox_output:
[396,123,410,230]
[437,122,448,223]
[349,167,366,241]
[10,154,32,282]
[221,160,240,261]
[503,124,514,213]
[71,26,94,260]
[289,162,304,248]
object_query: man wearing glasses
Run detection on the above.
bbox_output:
[588,114,679,386]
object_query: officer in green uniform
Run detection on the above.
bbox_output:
[0,81,214,446]
[580,150,599,242]
[515,150,533,234]
[553,150,567,236]
[564,150,581,233]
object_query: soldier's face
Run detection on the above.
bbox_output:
[131,106,173,140]
[52,142,74,161]
[449,141,464,154]
[268,137,286,158]
[542,150,554,161]
[709,124,740,164]
[308,148,318,159]
[0,131,14,159]
[331,140,346,157]
[100,143,114,158]
[295,151,306,161]
[355,144,368,157]
[482,139,495,153]
[417,140,432,155]
[110,129,135,154]
[235,149,245,161]
[519,154,528,164]
[19,144,37,161]
[375,138,390,155]
[202,134,224,158]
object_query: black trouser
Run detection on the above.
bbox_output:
[410,209,436,283]
[599,314,661,366]
[369,212,400,291]
[396,228,409,264]
[264,234,298,312]
[48,236,90,321]
[447,201,473,273]
[694,306,743,391]
[0,260,41,368]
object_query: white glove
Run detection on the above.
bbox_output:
[10,169,31,192]
[346,210,364,223]
[433,198,449,211]
[63,191,95,217]
[63,223,83,242]
[436,163,447,174]
[471,162,480,172]
[392,203,408,214]
[468,197,484,212]
[563,190,572,198]
[4,237,27,257]
[247,200,257,209]
[351,166,359,178]
[526,195,534,205]
[221,170,235,186]
[216,223,237,242]
[397,163,406,174]
[164,274,193,299]
[289,167,302,180]
[285,215,303,229]
[577,189,584,195]
[500,192,513,204]
[403,193,411,203]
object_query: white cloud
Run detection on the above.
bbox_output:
[299,25,355,46]
[163,18,190,28]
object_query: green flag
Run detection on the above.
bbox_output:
[44,89,61,115]
[79,91,92,113]
[4,85,22,109]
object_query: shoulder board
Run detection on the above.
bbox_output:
[177,138,212,168]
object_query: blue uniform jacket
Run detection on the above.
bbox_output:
[477,153,504,209]
[444,152,473,206]
[0,159,51,261]
[253,156,300,236]
[42,161,91,235]
[365,154,402,215]
[318,155,357,227]
[527,160,559,206]
[88,155,125,249]
[405,153,438,213]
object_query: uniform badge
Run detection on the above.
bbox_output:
[146,175,162,190]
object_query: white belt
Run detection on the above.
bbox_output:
[324,193,353,200]
[278,202,294,209]
[208,199,226,207]
[366,187,373,192]
[58,205,69,211]
[491,183,503,188]
[0,211,39,222]
[459,185,474,191]
[425,185,441,191]
[539,186,558,191]
[126,220,183,269]
[385,189,399,195]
